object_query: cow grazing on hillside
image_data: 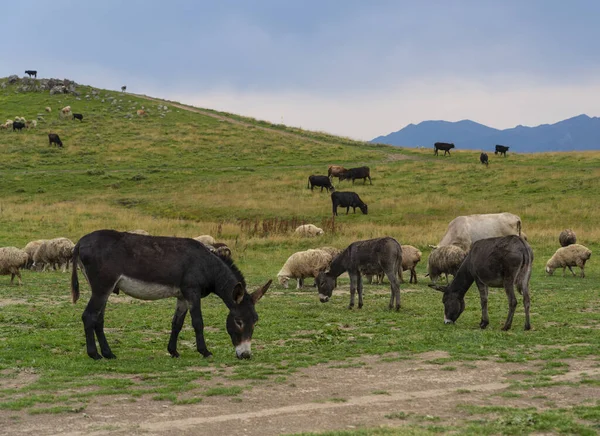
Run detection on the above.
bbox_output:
[429,235,533,331]
[73,113,83,121]
[48,133,63,147]
[339,166,372,185]
[495,145,509,156]
[71,230,271,360]
[12,121,25,132]
[328,165,347,182]
[331,191,368,215]
[316,237,403,310]
[25,70,37,78]
[480,152,489,166]
[434,142,455,156]
[121,85,127,92]
[436,212,522,252]
[307,175,335,192]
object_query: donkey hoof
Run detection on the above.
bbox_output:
[102,352,116,359]
[358,304,363,309]
[479,321,489,329]
[169,350,180,358]
[348,305,354,310]
[88,352,103,360]
[201,351,213,358]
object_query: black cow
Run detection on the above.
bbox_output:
[434,142,455,156]
[25,70,37,78]
[331,191,368,215]
[307,175,334,192]
[495,145,509,157]
[121,85,127,92]
[12,121,25,132]
[73,113,83,121]
[48,133,63,147]
[429,235,533,331]
[480,152,489,166]
[339,166,372,184]
[71,230,271,360]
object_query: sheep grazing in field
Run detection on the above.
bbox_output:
[60,106,72,118]
[194,235,216,246]
[45,106,51,112]
[0,247,29,285]
[546,244,592,278]
[295,224,324,237]
[364,244,422,285]
[317,246,342,258]
[277,249,335,289]
[211,242,232,259]
[127,229,150,235]
[427,244,467,284]
[559,229,577,247]
[33,238,76,272]
[23,239,47,269]
[25,120,37,129]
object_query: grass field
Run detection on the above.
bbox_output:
[0,77,599,435]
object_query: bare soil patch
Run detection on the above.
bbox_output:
[2,353,598,436]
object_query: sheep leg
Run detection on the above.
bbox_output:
[297,277,303,289]
[501,279,518,331]
[475,279,489,329]
[567,266,576,276]
[410,268,418,284]
[576,260,586,278]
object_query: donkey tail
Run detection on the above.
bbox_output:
[71,243,80,304]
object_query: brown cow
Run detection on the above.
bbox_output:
[327,165,347,182]
[137,109,147,117]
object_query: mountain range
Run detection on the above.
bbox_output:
[371,114,600,153]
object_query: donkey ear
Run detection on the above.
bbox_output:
[428,284,446,293]
[233,283,245,304]
[251,279,271,304]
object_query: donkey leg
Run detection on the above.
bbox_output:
[386,269,401,311]
[94,307,116,359]
[357,275,364,309]
[475,279,489,329]
[82,293,111,360]
[168,298,188,358]
[502,280,518,331]
[348,274,357,309]
[522,286,531,331]
[187,296,212,357]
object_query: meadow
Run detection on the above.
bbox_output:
[0,77,599,435]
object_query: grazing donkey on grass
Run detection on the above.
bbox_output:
[316,237,403,310]
[71,230,271,360]
[429,235,533,331]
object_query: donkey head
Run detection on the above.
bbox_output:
[316,272,336,303]
[429,284,465,325]
[226,280,271,359]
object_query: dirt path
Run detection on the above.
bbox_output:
[3,352,598,436]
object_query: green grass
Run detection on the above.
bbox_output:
[1,77,599,433]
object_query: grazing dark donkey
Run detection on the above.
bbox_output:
[434,142,455,156]
[316,237,403,310]
[71,230,271,360]
[429,235,533,331]
[480,152,489,166]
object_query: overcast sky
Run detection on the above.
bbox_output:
[2,0,600,140]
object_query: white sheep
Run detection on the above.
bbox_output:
[277,249,334,289]
[0,247,29,285]
[427,244,467,284]
[317,246,342,258]
[25,119,37,129]
[363,244,422,284]
[45,106,52,112]
[33,237,75,272]
[127,229,150,235]
[194,235,216,246]
[546,244,592,278]
[294,224,324,237]
[559,229,576,247]
[23,239,47,269]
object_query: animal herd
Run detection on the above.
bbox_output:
[433,141,511,164]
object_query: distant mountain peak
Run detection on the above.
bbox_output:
[371,115,600,153]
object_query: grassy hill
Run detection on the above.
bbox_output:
[0,77,599,431]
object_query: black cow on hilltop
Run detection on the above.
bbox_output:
[434,142,455,156]
[339,166,372,184]
[307,175,334,192]
[25,70,37,78]
[331,191,368,215]
[48,133,63,147]
[495,145,509,157]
